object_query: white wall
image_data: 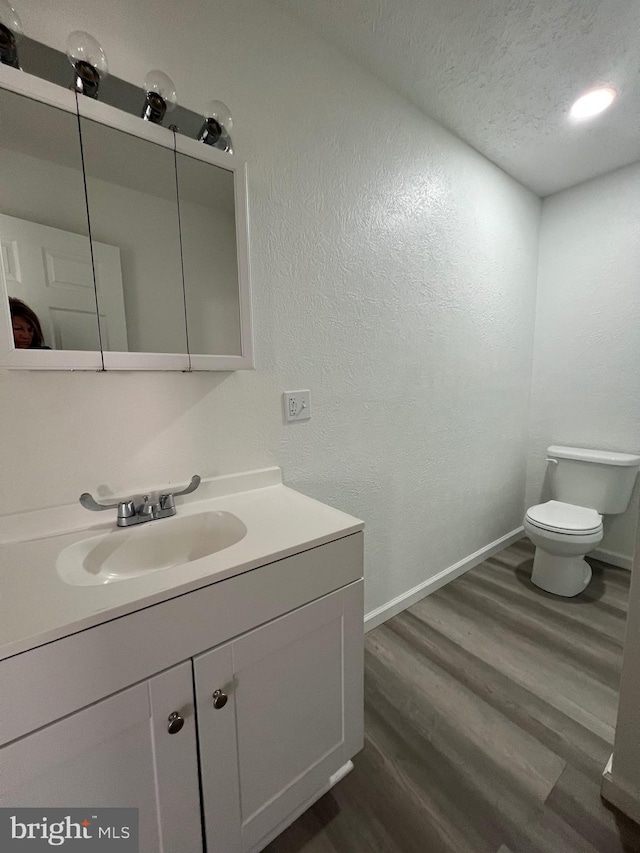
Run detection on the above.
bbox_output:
[1,0,541,617]
[527,162,640,564]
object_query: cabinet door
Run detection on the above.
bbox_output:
[194,580,364,852]
[0,661,202,853]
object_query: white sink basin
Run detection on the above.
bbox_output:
[57,511,248,586]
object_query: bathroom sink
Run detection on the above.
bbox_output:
[56,511,248,586]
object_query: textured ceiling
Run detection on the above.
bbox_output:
[271,0,640,196]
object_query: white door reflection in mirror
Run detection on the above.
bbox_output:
[0,214,127,351]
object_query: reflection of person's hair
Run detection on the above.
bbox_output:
[9,297,45,348]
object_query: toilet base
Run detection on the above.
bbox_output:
[531,548,592,597]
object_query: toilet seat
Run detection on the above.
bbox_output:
[525,500,602,535]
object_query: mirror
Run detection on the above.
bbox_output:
[78,116,188,355]
[0,87,101,354]
[175,151,242,356]
[0,63,253,371]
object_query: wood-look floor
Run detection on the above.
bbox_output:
[266,539,640,853]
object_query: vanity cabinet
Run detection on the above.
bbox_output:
[0,662,202,852]
[0,532,364,853]
[196,581,362,852]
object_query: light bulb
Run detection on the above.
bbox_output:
[66,31,108,99]
[141,70,177,124]
[0,0,23,69]
[570,87,617,120]
[204,100,232,131]
[197,100,233,152]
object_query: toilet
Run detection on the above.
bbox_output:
[524,445,640,597]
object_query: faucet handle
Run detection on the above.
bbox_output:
[117,501,136,521]
[158,475,201,504]
[156,475,200,518]
[159,493,176,512]
[171,475,201,498]
[80,493,121,512]
[81,493,136,523]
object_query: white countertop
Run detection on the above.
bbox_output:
[0,468,363,661]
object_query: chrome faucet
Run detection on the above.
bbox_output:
[79,475,201,527]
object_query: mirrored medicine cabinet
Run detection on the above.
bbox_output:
[0,64,253,371]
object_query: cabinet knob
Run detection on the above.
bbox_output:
[167,711,185,734]
[212,689,228,710]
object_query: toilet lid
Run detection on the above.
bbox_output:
[526,500,602,534]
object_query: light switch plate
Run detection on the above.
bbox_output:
[283,390,311,422]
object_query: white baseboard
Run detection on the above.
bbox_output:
[364,527,525,632]
[601,757,640,824]
[591,547,634,571]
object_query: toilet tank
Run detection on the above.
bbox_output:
[547,445,640,514]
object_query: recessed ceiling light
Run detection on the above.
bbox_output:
[570,87,617,120]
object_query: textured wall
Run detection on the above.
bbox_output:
[273,0,640,196]
[1,0,541,616]
[527,162,640,562]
